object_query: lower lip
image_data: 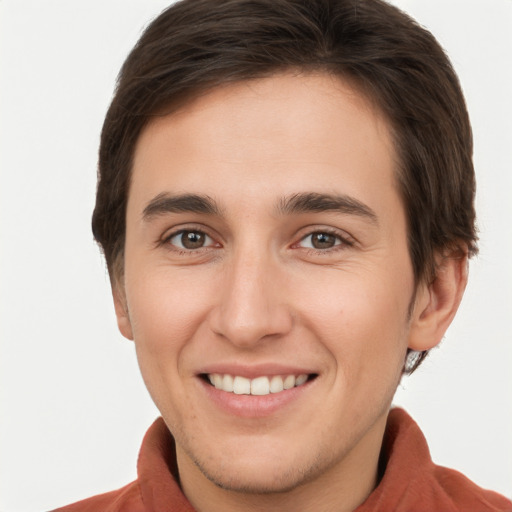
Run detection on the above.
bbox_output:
[199,377,315,418]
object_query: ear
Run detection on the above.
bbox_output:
[408,250,468,351]
[112,281,134,341]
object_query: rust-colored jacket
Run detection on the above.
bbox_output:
[52,409,512,512]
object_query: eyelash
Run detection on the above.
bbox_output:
[160,227,218,254]
[294,228,354,254]
[159,227,354,255]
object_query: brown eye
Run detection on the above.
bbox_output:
[169,230,213,250]
[311,233,337,249]
[298,232,342,250]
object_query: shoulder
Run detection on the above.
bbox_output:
[50,481,144,512]
[428,465,512,512]
[358,408,512,512]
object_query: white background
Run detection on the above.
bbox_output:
[1,1,511,510]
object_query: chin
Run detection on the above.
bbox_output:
[186,442,331,495]
[198,462,317,494]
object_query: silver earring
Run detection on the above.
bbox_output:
[404,350,423,374]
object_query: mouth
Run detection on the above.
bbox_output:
[202,373,318,396]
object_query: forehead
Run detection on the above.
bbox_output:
[130,73,399,217]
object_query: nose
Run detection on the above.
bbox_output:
[208,250,293,348]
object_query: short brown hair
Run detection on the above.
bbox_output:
[93,0,477,286]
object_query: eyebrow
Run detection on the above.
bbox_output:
[277,192,378,224]
[142,191,378,224]
[142,193,221,220]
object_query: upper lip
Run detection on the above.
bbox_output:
[197,363,317,379]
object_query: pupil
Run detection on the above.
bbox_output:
[312,233,335,249]
[182,231,205,249]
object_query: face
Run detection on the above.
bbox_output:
[119,73,422,496]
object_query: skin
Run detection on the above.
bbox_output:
[114,73,467,512]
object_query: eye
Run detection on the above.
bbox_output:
[298,231,345,250]
[168,230,215,250]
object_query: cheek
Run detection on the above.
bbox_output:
[126,265,212,341]
[124,267,214,419]
[123,268,214,398]
[299,268,412,376]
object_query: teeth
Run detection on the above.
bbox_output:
[209,373,223,389]
[251,376,269,395]
[222,374,234,392]
[269,375,284,393]
[233,376,251,395]
[295,374,308,386]
[207,373,310,395]
[283,375,295,389]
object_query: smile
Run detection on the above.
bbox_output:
[206,373,313,396]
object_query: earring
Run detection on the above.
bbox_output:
[404,350,424,374]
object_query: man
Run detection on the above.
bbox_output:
[52,0,512,510]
